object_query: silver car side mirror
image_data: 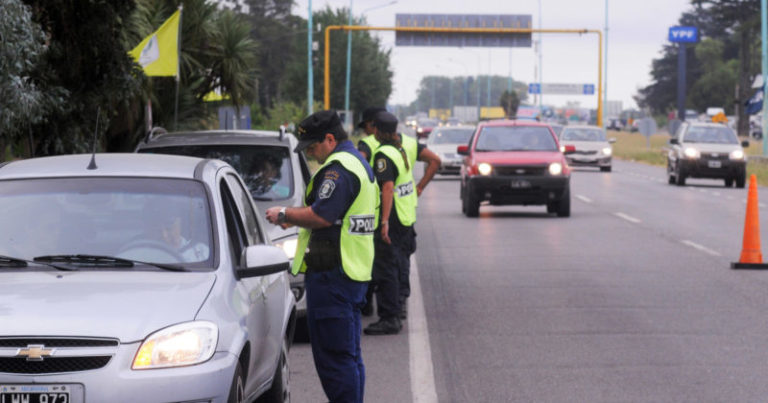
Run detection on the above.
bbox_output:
[238,245,290,278]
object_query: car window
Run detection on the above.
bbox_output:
[140,145,294,201]
[683,126,738,144]
[428,128,474,145]
[224,173,263,246]
[474,126,558,152]
[0,178,213,267]
[561,128,606,142]
[220,180,248,264]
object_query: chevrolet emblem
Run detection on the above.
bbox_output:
[17,344,54,361]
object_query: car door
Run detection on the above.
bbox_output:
[218,173,274,392]
[223,172,285,388]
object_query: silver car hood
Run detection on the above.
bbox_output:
[430,144,463,155]
[560,140,609,151]
[0,270,217,343]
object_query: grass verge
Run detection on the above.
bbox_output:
[608,130,768,187]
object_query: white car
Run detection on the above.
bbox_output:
[426,125,475,174]
[558,125,616,172]
[0,154,295,402]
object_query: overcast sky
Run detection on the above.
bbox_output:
[291,0,693,110]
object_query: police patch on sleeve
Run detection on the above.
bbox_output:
[318,179,336,199]
[376,158,387,173]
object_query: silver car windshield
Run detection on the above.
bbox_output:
[475,126,558,152]
[561,128,606,142]
[0,178,213,267]
[428,128,474,145]
[684,126,739,144]
[142,145,293,201]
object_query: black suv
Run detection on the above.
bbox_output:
[136,128,311,327]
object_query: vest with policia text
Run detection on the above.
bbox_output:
[292,151,377,281]
[377,144,417,227]
[359,135,380,165]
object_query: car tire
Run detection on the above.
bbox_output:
[725,178,734,187]
[257,337,290,403]
[227,362,245,403]
[600,166,612,172]
[675,166,686,186]
[292,317,309,343]
[464,186,479,218]
[546,202,557,214]
[736,174,746,188]
[556,187,571,218]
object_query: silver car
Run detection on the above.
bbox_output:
[0,154,295,403]
[134,129,309,334]
[558,125,615,172]
[426,125,475,174]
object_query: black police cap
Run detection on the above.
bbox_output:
[295,110,343,152]
[357,106,387,129]
[374,111,398,134]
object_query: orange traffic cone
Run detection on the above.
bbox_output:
[731,175,768,269]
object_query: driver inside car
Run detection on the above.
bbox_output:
[159,215,209,263]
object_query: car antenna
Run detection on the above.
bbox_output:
[87,108,100,170]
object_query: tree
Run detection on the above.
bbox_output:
[0,0,63,160]
[500,90,520,118]
[688,39,738,113]
[410,75,527,113]
[283,6,393,116]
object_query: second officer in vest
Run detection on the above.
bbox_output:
[265,110,377,402]
[364,111,418,335]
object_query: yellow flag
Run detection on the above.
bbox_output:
[129,9,181,77]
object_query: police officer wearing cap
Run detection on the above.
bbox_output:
[363,111,416,335]
[266,109,377,403]
[356,106,387,162]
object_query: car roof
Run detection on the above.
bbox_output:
[562,125,604,130]
[478,119,552,128]
[136,130,296,149]
[0,153,219,180]
[686,122,731,129]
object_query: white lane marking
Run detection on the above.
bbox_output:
[761,203,767,209]
[576,195,593,203]
[614,212,642,224]
[727,196,735,200]
[680,240,722,257]
[409,256,438,403]
[712,192,721,197]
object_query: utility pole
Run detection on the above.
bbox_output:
[307,0,313,113]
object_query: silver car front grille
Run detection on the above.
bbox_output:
[0,337,117,374]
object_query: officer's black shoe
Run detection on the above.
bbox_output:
[363,317,401,335]
[361,300,374,317]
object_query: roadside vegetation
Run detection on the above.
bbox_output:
[609,130,768,186]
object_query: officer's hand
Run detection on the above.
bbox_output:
[416,184,424,197]
[265,206,282,225]
[381,222,391,244]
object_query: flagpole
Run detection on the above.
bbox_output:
[174,5,183,131]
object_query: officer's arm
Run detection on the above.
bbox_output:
[379,181,394,244]
[416,147,441,196]
[265,206,332,229]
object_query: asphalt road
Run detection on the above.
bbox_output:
[290,158,768,402]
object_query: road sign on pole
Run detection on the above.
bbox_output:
[527,83,595,95]
[668,26,698,43]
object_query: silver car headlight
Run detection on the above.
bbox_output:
[549,162,563,175]
[276,238,298,260]
[602,147,612,156]
[730,149,745,160]
[683,147,700,159]
[132,321,218,370]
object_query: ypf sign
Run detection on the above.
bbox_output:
[668,26,698,43]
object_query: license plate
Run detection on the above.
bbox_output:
[510,180,531,189]
[1,384,82,403]
[708,160,722,168]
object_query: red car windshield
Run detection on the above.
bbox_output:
[474,126,557,152]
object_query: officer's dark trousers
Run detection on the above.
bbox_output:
[305,267,368,403]
[372,237,401,319]
[393,226,416,300]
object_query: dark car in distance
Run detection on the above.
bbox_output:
[458,120,574,217]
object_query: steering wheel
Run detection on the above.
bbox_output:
[116,239,185,263]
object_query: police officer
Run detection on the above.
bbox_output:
[357,106,387,162]
[363,111,417,335]
[266,110,377,403]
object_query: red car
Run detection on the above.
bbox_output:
[458,120,574,217]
